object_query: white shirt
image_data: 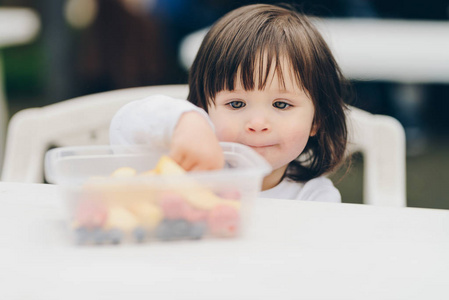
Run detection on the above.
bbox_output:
[109,95,341,203]
[260,177,341,203]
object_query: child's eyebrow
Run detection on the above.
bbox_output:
[276,87,291,93]
[274,87,299,94]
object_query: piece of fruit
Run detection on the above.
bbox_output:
[188,222,207,240]
[133,227,147,242]
[127,201,163,229]
[159,193,190,220]
[208,204,240,237]
[181,188,241,211]
[140,169,157,176]
[74,199,108,228]
[105,205,139,232]
[155,219,192,241]
[154,155,186,175]
[111,167,137,177]
[152,156,239,210]
[106,228,124,244]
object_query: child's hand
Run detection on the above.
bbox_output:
[170,111,224,171]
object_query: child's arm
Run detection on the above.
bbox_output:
[109,95,224,171]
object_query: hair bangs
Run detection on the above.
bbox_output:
[205,15,307,102]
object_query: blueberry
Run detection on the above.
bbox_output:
[171,220,191,238]
[156,219,192,241]
[107,228,124,244]
[133,227,147,243]
[188,222,207,240]
[92,228,109,244]
[74,227,90,244]
[155,220,173,241]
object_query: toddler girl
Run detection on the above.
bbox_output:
[110,4,349,202]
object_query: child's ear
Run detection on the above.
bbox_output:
[310,121,318,137]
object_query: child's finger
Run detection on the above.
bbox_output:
[191,157,223,171]
[189,162,202,172]
[180,157,197,171]
[168,151,183,167]
[176,152,200,171]
[169,150,196,171]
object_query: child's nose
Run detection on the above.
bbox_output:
[246,117,270,133]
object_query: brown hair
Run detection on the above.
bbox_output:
[188,4,349,181]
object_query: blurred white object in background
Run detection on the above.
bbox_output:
[0,8,40,46]
[0,8,40,176]
[313,18,449,83]
[180,19,449,84]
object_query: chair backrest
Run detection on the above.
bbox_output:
[1,84,189,183]
[1,84,406,206]
[345,106,406,207]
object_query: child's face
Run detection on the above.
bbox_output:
[208,60,316,176]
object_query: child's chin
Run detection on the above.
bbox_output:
[249,146,270,157]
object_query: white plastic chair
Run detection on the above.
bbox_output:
[345,106,406,207]
[1,84,189,183]
[1,84,406,207]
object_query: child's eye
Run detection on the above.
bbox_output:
[273,101,291,109]
[227,101,246,109]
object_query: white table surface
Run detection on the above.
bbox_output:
[179,18,449,84]
[1,182,449,299]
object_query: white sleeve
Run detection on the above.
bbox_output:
[109,94,213,152]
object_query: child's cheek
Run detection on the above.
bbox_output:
[214,126,237,143]
[290,129,312,155]
[209,112,239,142]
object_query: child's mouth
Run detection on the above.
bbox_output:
[247,144,275,152]
[247,143,274,148]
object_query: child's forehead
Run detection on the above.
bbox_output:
[234,55,302,91]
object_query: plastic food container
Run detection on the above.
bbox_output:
[45,142,271,245]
